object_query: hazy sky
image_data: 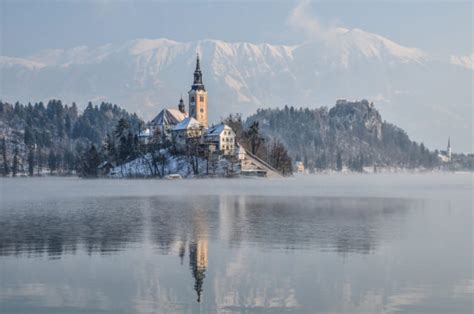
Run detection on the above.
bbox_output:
[1,0,472,58]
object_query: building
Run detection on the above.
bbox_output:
[188,54,208,128]
[171,116,204,146]
[438,137,453,163]
[204,124,235,155]
[138,128,152,144]
[295,161,305,173]
[147,97,188,143]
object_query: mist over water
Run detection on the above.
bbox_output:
[0,174,472,313]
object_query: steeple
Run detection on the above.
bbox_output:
[192,53,205,91]
[188,53,208,127]
[447,137,452,160]
[178,95,186,113]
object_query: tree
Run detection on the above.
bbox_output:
[1,138,9,176]
[185,138,201,175]
[24,126,34,147]
[315,154,327,170]
[269,140,293,175]
[114,118,129,139]
[246,121,263,155]
[336,151,343,171]
[28,149,35,176]
[64,114,72,138]
[80,144,101,177]
[48,150,57,174]
[12,146,19,177]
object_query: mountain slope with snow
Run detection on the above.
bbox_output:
[0,28,471,151]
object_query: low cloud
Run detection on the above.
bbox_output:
[450,53,474,70]
[286,1,342,42]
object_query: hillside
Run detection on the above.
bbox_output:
[1,28,471,151]
[246,100,439,170]
[0,100,142,175]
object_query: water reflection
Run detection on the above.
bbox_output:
[0,195,412,258]
[0,198,146,257]
[0,190,472,313]
[0,195,415,307]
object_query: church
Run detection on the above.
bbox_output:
[138,54,281,177]
[140,54,235,155]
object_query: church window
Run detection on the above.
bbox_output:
[200,96,204,102]
[200,108,204,113]
[191,96,195,102]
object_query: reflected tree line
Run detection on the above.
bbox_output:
[0,195,415,302]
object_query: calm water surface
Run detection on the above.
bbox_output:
[0,174,472,313]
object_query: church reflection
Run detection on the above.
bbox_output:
[189,238,208,302]
[1,194,415,305]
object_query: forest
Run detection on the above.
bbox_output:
[1,98,461,177]
[0,99,292,177]
[245,100,440,171]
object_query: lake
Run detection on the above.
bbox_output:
[0,173,472,313]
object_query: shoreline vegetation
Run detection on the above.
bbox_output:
[0,99,472,179]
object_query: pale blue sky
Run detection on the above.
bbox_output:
[1,0,472,58]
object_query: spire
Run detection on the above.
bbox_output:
[178,95,186,113]
[191,53,205,90]
[448,137,451,149]
[195,53,201,72]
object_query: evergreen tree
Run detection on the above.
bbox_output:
[246,121,263,155]
[48,150,57,174]
[28,149,35,176]
[80,144,101,177]
[336,151,343,171]
[1,138,9,176]
[24,126,34,147]
[114,118,129,139]
[12,146,19,177]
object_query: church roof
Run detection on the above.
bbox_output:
[173,117,203,131]
[150,108,187,126]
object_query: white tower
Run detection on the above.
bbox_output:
[447,137,452,161]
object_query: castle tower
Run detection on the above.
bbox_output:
[188,54,208,127]
[447,137,452,161]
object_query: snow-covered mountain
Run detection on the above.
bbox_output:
[0,28,472,151]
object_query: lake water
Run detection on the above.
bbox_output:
[0,174,472,313]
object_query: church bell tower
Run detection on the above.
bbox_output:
[188,54,208,127]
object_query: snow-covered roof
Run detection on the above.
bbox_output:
[205,123,234,136]
[139,128,151,137]
[150,108,187,126]
[173,117,203,131]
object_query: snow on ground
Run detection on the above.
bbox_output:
[109,152,237,178]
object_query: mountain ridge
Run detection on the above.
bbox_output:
[1,28,471,151]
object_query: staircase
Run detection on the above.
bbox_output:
[240,149,282,178]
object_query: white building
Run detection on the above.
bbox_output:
[171,117,204,146]
[204,124,235,155]
[138,128,152,144]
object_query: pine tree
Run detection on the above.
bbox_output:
[336,151,343,171]
[12,146,19,177]
[246,121,263,155]
[48,150,57,174]
[81,144,101,177]
[28,149,35,176]
[114,118,129,139]
[1,138,9,176]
